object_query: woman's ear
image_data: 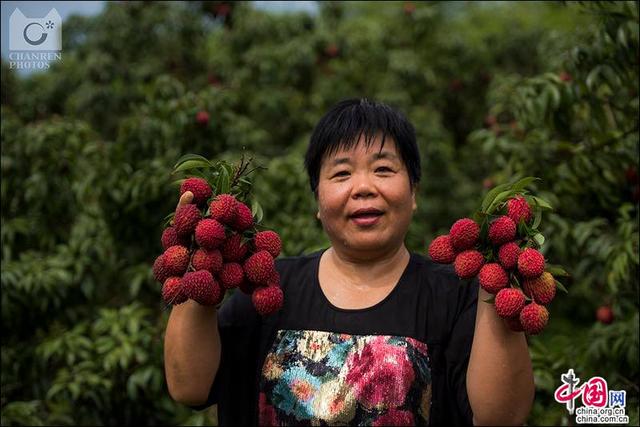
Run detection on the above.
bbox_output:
[411,184,418,212]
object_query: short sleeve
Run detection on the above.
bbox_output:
[188,289,261,417]
[444,277,479,425]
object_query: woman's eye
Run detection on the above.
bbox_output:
[333,171,350,178]
[376,166,393,173]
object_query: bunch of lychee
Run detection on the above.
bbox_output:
[153,177,283,316]
[428,194,566,335]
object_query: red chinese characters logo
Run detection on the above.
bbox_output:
[554,370,609,413]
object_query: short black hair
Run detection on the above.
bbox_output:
[304,98,421,194]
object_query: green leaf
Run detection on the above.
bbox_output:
[546,264,570,277]
[481,182,512,212]
[172,159,211,174]
[218,167,230,195]
[483,296,496,304]
[533,233,545,247]
[531,196,553,210]
[487,189,520,214]
[251,200,264,224]
[554,279,569,294]
[511,176,539,192]
[173,154,211,170]
[532,208,542,230]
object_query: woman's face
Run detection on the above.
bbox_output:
[316,134,417,257]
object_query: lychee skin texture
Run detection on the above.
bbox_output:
[428,235,456,264]
[244,250,276,285]
[504,315,525,332]
[449,218,480,251]
[163,245,190,276]
[596,306,614,325]
[219,262,244,289]
[478,263,509,294]
[520,302,549,335]
[210,194,238,225]
[181,178,212,206]
[507,196,532,224]
[498,242,521,270]
[232,202,254,231]
[266,270,280,287]
[518,248,545,278]
[183,270,222,306]
[488,216,517,246]
[221,234,249,262]
[161,226,189,250]
[252,285,284,316]
[195,219,226,250]
[454,250,485,279]
[153,255,171,284]
[174,204,202,237]
[162,277,188,305]
[523,272,556,305]
[191,248,223,274]
[495,288,526,318]
[254,230,282,258]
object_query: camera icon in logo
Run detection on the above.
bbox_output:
[9,8,62,51]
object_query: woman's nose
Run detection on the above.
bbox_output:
[351,172,378,199]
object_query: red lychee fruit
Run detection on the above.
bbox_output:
[498,242,521,270]
[221,233,249,262]
[518,248,545,278]
[162,277,188,305]
[161,226,189,250]
[244,250,276,285]
[174,204,202,237]
[191,248,223,274]
[494,288,526,318]
[523,272,556,305]
[183,270,222,306]
[489,216,517,246]
[428,235,456,264]
[504,315,525,332]
[153,255,171,284]
[219,262,244,290]
[195,218,226,250]
[196,110,210,126]
[559,71,572,82]
[596,305,614,325]
[181,178,213,206]
[163,245,190,276]
[507,196,532,224]
[252,285,284,316]
[210,194,238,225]
[266,270,280,287]
[449,218,480,251]
[231,201,254,231]
[254,230,282,258]
[478,263,509,294]
[520,302,549,335]
[454,250,485,279]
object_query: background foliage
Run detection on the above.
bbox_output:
[1,1,638,425]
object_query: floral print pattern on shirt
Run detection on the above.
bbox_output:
[259,330,432,426]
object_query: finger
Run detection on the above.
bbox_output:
[177,191,194,210]
[170,191,194,226]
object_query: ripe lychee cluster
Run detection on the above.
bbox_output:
[153,176,284,316]
[427,189,567,336]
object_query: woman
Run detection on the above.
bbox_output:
[164,98,535,426]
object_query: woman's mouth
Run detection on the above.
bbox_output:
[349,209,384,226]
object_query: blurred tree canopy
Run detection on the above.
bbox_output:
[1,1,638,425]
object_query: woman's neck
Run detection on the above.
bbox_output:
[325,244,410,289]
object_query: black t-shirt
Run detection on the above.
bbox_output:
[191,249,478,426]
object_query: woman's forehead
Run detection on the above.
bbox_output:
[324,135,399,160]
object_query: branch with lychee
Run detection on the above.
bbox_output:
[153,154,283,316]
[427,177,569,335]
